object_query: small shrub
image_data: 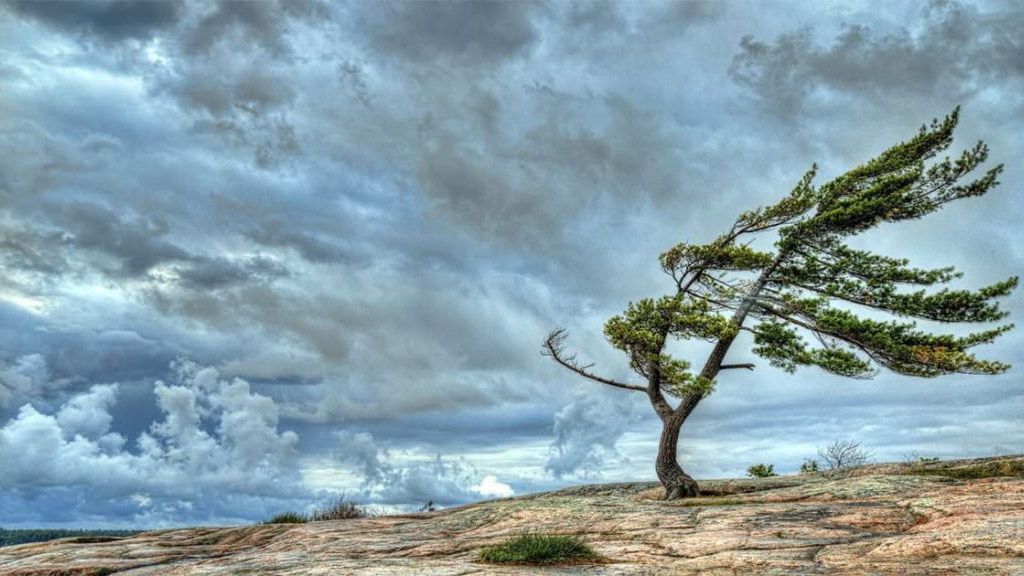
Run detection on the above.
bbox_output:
[799,459,820,474]
[818,439,872,470]
[478,533,600,565]
[309,497,369,522]
[746,463,776,478]
[265,512,307,524]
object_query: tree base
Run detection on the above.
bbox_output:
[662,474,700,500]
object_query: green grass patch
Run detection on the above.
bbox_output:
[263,497,373,525]
[478,533,601,565]
[308,497,370,521]
[264,512,307,524]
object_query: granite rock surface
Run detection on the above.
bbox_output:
[2,456,1022,575]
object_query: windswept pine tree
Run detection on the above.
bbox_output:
[544,109,1016,499]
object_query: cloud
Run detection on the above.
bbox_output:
[361,1,539,66]
[0,360,307,525]
[729,1,1024,116]
[0,354,72,408]
[174,255,289,290]
[471,475,514,499]
[6,0,184,42]
[55,383,118,439]
[47,201,192,278]
[182,0,325,58]
[334,430,515,508]
[244,224,353,264]
[545,394,636,478]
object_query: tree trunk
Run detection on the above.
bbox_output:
[656,413,699,499]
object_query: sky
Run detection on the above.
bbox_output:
[0,0,1021,528]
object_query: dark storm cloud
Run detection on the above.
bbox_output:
[729,1,1024,116]
[134,1,323,169]
[48,201,191,278]
[0,226,65,277]
[661,0,725,27]
[362,0,539,66]
[3,200,287,290]
[182,0,327,57]
[174,255,289,290]
[171,66,296,116]
[244,224,352,264]
[6,0,184,42]
[411,92,687,246]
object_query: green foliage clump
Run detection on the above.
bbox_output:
[800,459,820,474]
[478,533,601,565]
[264,512,307,524]
[308,497,370,521]
[746,463,777,478]
[264,496,372,524]
[603,295,731,397]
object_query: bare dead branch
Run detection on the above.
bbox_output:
[542,329,647,393]
[719,363,755,371]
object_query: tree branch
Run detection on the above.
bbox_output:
[542,329,647,393]
[720,363,756,371]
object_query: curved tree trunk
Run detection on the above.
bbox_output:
[655,413,699,499]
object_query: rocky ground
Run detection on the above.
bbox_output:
[2,455,1022,575]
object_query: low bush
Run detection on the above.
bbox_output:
[265,512,307,524]
[309,497,369,521]
[799,459,819,474]
[478,533,600,565]
[264,497,373,525]
[746,463,776,478]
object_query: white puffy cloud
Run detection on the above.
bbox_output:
[545,393,637,479]
[0,354,71,407]
[471,475,514,499]
[56,383,118,440]
[335,431,515,508]
[0,361,305,526]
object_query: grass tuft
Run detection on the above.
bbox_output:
[264,512,307,524]
[264,497,373,525]
[478,533,601,565]
[309,497,370,521]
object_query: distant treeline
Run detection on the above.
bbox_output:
[0,528,142,547]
